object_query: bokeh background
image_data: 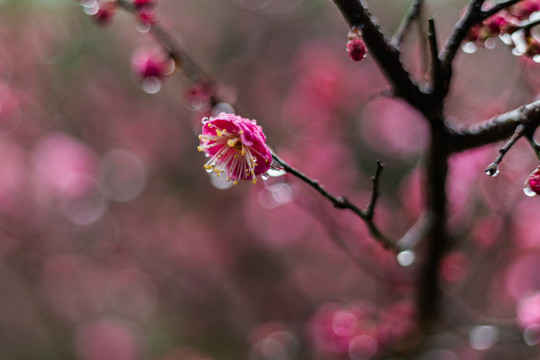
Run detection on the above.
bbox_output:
[2,0,540,359]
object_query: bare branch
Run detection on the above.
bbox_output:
[391,0,426,47]
[484,124,526,176]
[272,153,400,252]
[365,160,383,219]
[451,100,540,152]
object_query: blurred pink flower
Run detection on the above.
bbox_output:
[131,49,169,80]
[518,292,540,328]
[92,1,118,25]
[75,318,140,360]
[198,113,272,184]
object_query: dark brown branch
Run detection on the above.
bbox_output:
[428,18,445,100]
[364,160,383,219]
[391,0,426,47]
[272,153,400,252]
[439,1,485,98]
[482,0,523,18]
[451,100,540,152]
[332,0,426,110]
[521,18,540,31]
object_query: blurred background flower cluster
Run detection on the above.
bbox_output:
[2,0,540,359]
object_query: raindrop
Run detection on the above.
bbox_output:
[484,163,499,177]
[209,172,234,190]
[524,324,540,346]
[462,42,477,54]
[212,103,235,115]
[205,167,214,174]
[484,38,496,50]
[512,47,523,56]
[268,165,286,177]
[397,250,415,267]
[136,21,151,33]
[201,117,210,124]
[261,173,269,180]
[142,77,161,94]
[533,54,540,64]
[499,33,513,45]
[524,183,537,197]
[469,325,499,350]
[83,3,100,15]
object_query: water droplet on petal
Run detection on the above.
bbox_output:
[142,77,161,94]
[462,42,477,54]
[524,183,537,197]
[268,168,286,177]
[212,103,235,115]
[397,250,415,267]
[201,117,210,124]
[261,173,269,180]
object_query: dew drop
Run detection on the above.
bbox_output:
[397,250,415,267]
[205,167,213,174]
[83,3,99,15]
[141,77,161,94]
[462,42,477,54]
[261,173,269,181]
[499,33,513,45]
[201,117,210,124]
[469,325,499,350]
[524,324,540,346]
[524,183,537,197]
[533,54,540,64]
[212,103,235,115]
[484,163,499,177]
[136,21,151,33]
[484,38,496,50]
[267,167,286,177]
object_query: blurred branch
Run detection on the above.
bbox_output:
[116,0,215,88]
[396,212,430,250]
[272,153,401,252]
[482,0,523,18]
[391,0,425,47]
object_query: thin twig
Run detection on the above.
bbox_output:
[365,160,383,219]
[272,152,400,252]
[391,0,426,47]
[484,124,526,176]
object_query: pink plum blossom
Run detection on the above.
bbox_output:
[198,113,272,184]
